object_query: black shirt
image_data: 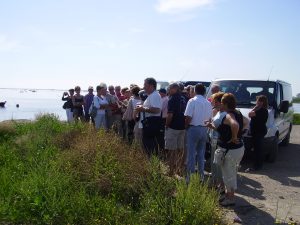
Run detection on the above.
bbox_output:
[62,96,73,109]
[217,110,244,149]
[168,93,186,130]
[250,107,268,137]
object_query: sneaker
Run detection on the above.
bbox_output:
[220,198,235,207]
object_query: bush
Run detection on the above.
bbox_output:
[293,114,300,125]
[0,114,222,225]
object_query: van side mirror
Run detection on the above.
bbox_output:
[279,100,289,113]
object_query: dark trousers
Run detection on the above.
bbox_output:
[127,120,135,144]
[142,131,163,158]
[252,135,264,169]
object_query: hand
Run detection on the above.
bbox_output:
[248,111,256,118]
[228,137,240,144]
[135,105,144,113]
[205,122,213,129]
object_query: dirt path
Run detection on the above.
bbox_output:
[224,125,300,225]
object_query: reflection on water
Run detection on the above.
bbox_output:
[1,88,300,122]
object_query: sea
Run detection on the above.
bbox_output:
[0,88,300,122]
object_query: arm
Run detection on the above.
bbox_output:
[185,116,192,128]
[224,113,240,143]
[165,112,173,128]
[243,115,249,130]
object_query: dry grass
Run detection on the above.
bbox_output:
[57,127,150,204]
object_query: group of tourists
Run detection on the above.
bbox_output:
[62,77,269,207]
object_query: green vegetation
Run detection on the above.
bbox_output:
[292,97,300,103]
[293,114,300,125]
[0,114,222,225]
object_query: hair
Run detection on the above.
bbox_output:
[68,89,75,92]
[74,86,81,91]
[256,95,269,109]
[131,86,141,97]
[211,92,225,103]
[108,85,114,90]
[121,87,129,93]
[169,82,180,90]
[195,83,206,95]
[221,93,237,110]
[99,83,107,90]
[96,85,104,92]
[144,77,157,89]
[211,84,220,94]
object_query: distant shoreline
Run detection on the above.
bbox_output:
[0,87,65,91]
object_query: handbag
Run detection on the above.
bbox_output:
[213,148,228,166]
[62,102,68,109]
[89,97,100,119]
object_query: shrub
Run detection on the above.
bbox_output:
[0,114,222,225]
[293,113,300,125]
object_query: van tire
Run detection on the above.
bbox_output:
[280,126,292,146]
[266,136,279,163]
[280,131,290,146]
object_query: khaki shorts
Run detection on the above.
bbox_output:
[165,128,185,150]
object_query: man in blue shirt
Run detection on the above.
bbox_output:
[165,83,187,175]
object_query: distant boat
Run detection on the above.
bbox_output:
[0,101,6,107]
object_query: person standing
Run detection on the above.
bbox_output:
[100,83,120,131]
[62,89,74,123]
[123,86,141,144]
[165,83,187,175]
[84,86,94,123]
[72,86,85,122]
[215,93,248,206]
[184,83,212,182]
[207,92,226,187]
[93,85,109,130]
[248,95,269,170]
[135,77,162,157]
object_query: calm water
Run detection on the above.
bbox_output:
[0,89,78,122]
[1,88,300,122]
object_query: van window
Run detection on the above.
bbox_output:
[207,80,276,108]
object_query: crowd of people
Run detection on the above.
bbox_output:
[62,77,269,207]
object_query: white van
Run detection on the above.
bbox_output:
[207,79,294,162]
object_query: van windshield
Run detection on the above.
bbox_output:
[207,80,276,107]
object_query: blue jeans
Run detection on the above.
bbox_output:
[186,126,208,182]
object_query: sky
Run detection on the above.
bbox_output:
[0,0,300,94]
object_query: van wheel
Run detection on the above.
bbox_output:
[280,129,291,146]
[266,136,279,163]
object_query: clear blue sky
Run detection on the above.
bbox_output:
[0,0,299,94]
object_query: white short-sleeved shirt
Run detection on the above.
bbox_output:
[93,96,108,115]
[184,95,212,126]
[143,91,162,117]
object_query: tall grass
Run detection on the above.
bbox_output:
[0,114,222,224]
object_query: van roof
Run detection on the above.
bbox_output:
[212,78,291,86]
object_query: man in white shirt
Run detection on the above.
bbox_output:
[184,83,212,182]
[135,77,162,157]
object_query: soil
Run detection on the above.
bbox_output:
[223,125,300,225]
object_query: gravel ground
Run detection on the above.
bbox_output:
[223,125,300,225]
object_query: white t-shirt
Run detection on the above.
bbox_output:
[143,91,162,117]
[184,95,212,126]
[93,96,108,115]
